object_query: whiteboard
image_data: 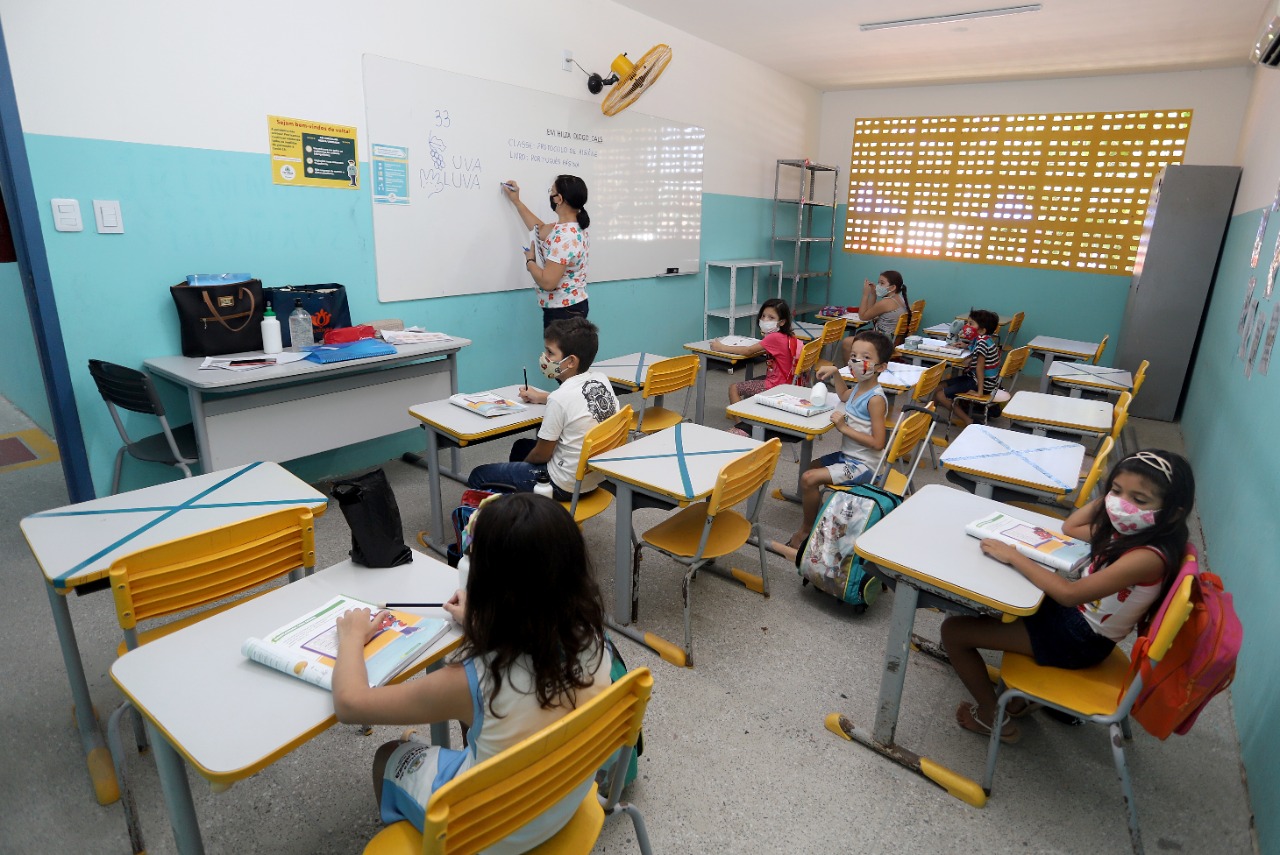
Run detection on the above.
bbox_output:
[362,55,704,303]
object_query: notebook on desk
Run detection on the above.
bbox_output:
[754,391,835,418]
[304,339,398,364]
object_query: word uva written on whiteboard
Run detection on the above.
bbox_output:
[420,155,482,199]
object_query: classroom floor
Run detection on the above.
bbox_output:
[0,369,1257,855]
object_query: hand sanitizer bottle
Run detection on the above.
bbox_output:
[811,381,828,406]
[288,298,313,350]
[260,305,282,355]
[533,472,555,499]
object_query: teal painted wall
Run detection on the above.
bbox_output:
[25,134,773,493]
[0,260,52,431]
[1182,205,1279,854]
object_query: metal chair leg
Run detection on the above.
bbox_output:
[111,447,127,495]
[1109,721,1145,855]
[681,565,696,666]
[106,702,147,855]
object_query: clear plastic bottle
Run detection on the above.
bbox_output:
[260,304,282,355]
[533,472,554,499]
[288,298,313,350]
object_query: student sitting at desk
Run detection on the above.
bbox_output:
[333,492,613,852]
[786,330,892,549]
[467,317,619,499]
[934,308,1000,427]
[711,298,803,407]
[839,270,910,362]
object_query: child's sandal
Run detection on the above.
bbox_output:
[956,702,1020,744]
[1006,699,1043,719]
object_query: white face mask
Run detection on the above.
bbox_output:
[875,284,891,299]
[1104,494,1159,534]
[538,351,568,380]
[847,357,875,381]
[759,319,779,335]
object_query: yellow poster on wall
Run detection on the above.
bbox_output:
[268,115,360,189]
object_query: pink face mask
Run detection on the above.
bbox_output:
[1104,494,1159,534]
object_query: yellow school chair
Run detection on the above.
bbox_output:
[887,361,946,430]
[105,507,318,855]
[629,355,698,434]
[870,404,938,497]
[1130,359,1149,400]
[952,345,1031,425]
[791,337,825,385]
[1004,436,1114,520]
[982,561,1199,855]
[560,406,632,524]
[1004,311,1025,349]
[814,317,849,369]
[363,667,655,855]
[907,307,923,336]
[910,298,925,320]
[630,438,781,666]
[889,313,910,346]
[1091,333,1110,365]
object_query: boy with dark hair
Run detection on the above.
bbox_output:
[467,317,619,498]
[936,308,1001,426]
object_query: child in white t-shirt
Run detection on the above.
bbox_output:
[467,317,619,499]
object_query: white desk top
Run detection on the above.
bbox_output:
[409,384,548,442]
[1047,361,1132,390]
[842,361,927,392]
[924,323,951,338]
[21,462,328,591]
[1026,335,1098,358]
[684,339,761,363]
[589,423,762,502]
[110,550,462,783]
[793,321,823,342]
[146,337,471,392]
[1002,391,1113,433]
[896,343,970,366]
[853,484,1047,615]
[726,384,838,439]
[940,425,1084,495]
[593,352,673,390]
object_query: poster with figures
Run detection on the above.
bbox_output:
[1271,227,1280,298]
[1252,208,1270,268]
[1239,277,1257,337]
[1245,311,1266,378]
[1240,299,1258,361]
[1261,306,1280,376]
[268,115,359,189]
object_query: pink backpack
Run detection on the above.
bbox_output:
[1126,545,1243,739]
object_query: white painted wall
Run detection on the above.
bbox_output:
[817,67,1253,175]
[1233,65,1280,211]
[0,0,820,199]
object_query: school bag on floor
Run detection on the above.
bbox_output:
[794,483,901,612]
[1126,546,1242,739]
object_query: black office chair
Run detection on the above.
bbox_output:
[87,359,200,493]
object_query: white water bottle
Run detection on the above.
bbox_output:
[534,472,554,499]
[260,305,282,355]
[288,298,313,350]
[811,381,828,407]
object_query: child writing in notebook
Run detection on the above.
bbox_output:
[711,298,803,405]
[934,308,1001,427]
[784,330,893,549]
[333,493,612,853]
[940,449,1195,744]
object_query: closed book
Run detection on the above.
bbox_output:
[448,392,528,418]
[965,511,1091,574]
[754,391,835,418]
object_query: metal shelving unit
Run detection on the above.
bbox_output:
[771,159,839,317]
[702,258,784,339]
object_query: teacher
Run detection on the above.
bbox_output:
[504,175,591,327]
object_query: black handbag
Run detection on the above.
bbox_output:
[331,469,412,568]
[263,284,352,347]
[170,278,265,357]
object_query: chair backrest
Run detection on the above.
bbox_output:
[1006,311,1025,347]
[89,359,166,418]
[1132,359,1149,398]
[992,345,1031,399]
[1117,574,1197,723]
[640,355,699,400]
[791,338,824,382]
[889,313,910,345]
[820,318,847,346]
[1092,334,1110,365]
[572,405,633,482]
[108,507,316,645]
[708,438,782,516]
[1075,436,1114,508]
[910,298,925,318]
[1110,391,1132,443]
[421,667,654,855]
[909,361,947,404]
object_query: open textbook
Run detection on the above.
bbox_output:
[965,512,1091,574]
[242,595,449,690]
[448,392,528,418]
[754,391,835,418]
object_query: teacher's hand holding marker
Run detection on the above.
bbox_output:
[502,174,592,329]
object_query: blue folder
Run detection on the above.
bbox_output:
[303,338,397,364]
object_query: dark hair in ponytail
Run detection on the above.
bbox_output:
[555,174,590,230]
[882,269,911,332]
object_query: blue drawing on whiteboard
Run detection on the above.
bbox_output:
[429,134,447,169]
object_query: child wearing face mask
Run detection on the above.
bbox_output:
[940,449,1196,744]
[466,317,619,499]
[783,330,893,549]
[710,298,803,406]
[839,270,911,363]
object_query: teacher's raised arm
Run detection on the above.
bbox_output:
[505,175,591,328]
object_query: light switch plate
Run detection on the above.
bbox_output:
[50,198,82,232]
[93,199,124,234]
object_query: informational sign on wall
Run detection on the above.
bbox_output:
[268,115,360,189]
[371,143,410,205]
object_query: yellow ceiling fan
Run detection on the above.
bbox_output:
[583,44,673,116]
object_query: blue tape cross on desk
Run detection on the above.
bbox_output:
[596,353,652,386]
[594,423,752,499]
[944,427,1073,491]
[33,462,322,588]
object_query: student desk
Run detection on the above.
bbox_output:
[833,484,1048,803]
[838,361,928,398]
[725,384,837,502]
[941,424,1084,500]
[923,322,952,338]
[19,461,328,806]
[895,342,971,368]
[1047,361,1133,398]
[588,424,762,657]
[110,549,463,855]
[407,385,547,557]
[1025,335,1099,393]
[593,352,673,394]
[1001,391,1113,438]
[145,337,471,472]
[682,339,764,425]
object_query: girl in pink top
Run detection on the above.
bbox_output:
[710,298,803,405]
[940,449,1196,744]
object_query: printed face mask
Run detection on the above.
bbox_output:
[960,324,978,342]
[1105,493,1159,534]
[759,319,779,335]
[539,351,567,380]
[847,357,875,380]
[875,284,891,299]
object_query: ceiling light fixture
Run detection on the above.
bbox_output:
[860,4,1041,32]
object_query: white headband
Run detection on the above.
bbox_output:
[1128,451,1173,482]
